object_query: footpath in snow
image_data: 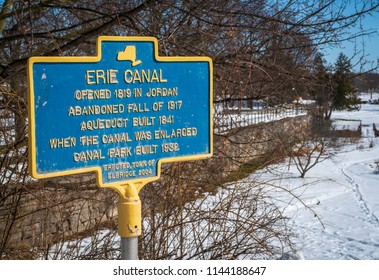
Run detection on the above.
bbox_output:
[260,94,379,260]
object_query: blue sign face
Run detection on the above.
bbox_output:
[28,36,213,187]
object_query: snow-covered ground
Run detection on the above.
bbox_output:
[254,93,379,259]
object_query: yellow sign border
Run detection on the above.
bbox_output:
[27,36,213,190]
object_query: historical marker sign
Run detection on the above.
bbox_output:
[28,36,213,188]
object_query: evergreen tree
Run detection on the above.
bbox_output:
[311,53,334,119]
[332,53,359,111]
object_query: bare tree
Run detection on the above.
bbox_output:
[286,122,334,178]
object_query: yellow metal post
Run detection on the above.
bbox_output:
[112,183,144,259]
[118,188,141,237]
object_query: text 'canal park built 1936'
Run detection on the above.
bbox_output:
[28,36,213,188]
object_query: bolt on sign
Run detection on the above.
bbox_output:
[28,36,213,188]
